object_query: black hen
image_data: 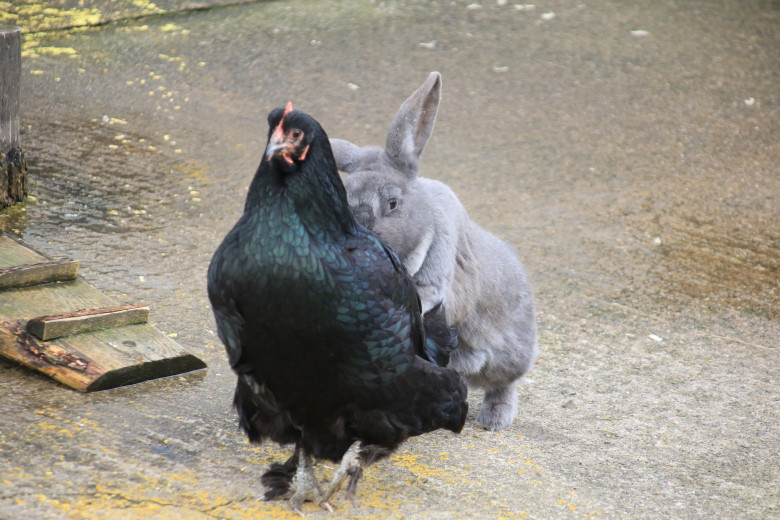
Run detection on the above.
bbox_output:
[207,103,468,511]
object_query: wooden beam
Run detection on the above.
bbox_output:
[0,25,21,152]
[0,258,80,290]
[1,25,26,208]
[26,304,150,341]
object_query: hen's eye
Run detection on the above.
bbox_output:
[290,129,303,140]
[388,199,398,211]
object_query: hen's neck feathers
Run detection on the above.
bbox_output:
[245,130,358,239]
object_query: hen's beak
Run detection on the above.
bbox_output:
[265,129,287,161]
[265,101,294,161]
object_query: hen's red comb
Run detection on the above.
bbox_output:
[272,102,294,139]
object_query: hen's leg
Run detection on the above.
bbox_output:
[289,447,329,514]
[320,441,362,505]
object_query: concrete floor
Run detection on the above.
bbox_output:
[1,1,778,518]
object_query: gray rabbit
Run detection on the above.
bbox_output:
[331,72,538,431]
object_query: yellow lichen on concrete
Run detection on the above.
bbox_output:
[346,469,403,515]
[1,1,165,33]
[131,0,163,13]
[32,45,78,56]
[391,453,452,481]
[159,23,183,32]
[36,470,301,520]
[3,4,102,32]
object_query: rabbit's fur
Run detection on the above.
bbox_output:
[332,72,538,430]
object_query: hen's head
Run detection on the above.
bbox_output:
[256,102,355,231]
[265,102,322,168]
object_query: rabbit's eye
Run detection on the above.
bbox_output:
[388,199,398,211]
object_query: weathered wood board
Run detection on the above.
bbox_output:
[0,233,207,391]
[26,304,150,341]
[0,234,48,267]
[0,320,204,392]
[0,277,117,318]
[0,258,79,290]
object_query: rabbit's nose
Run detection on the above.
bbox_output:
[352,204,375,229]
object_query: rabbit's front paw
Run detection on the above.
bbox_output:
[476,384,518,431]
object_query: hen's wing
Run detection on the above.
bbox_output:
[324,229,426,393]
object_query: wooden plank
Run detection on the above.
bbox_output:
[0,258,79,290]
[26,304,150,341]
[77,324,207,392]
[0,234,50,269]
[0,319,105,391]
[0,319,206,392]
[0,278,116,321]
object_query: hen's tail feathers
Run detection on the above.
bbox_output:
[415,359,469,435]
[261,450,298,501]
[233,375,299,446]
[423,302,458,366]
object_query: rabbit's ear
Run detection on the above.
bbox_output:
[330,138,380,173]
[385,71,442,179]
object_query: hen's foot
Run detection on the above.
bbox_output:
[320,441,362,506]
[289,449,329,515]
